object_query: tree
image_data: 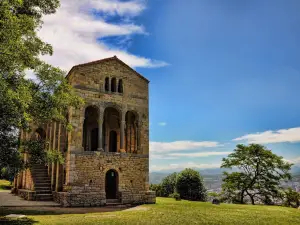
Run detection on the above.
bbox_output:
[149,184,163,197]
[283,188,300,208]
[161,172,177,197]
[176,168,207,201]
[221,144,293,205]
[0,0,83,175]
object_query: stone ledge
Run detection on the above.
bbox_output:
[72,151,149,158]
[18,189,36,201]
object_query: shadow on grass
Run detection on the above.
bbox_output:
[0,217,38,225]
[0,184,12,191]
[0,205,133,217]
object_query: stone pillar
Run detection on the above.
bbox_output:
[97,107,104,151]
[108,78,111,93]
[51,122,57,191]
[120,111,126,152]
[135,121,139,153]
[55,123,61,192]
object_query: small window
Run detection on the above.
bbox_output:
[118,79,123,93]
[111,78,116,92]
[105,77,109,92]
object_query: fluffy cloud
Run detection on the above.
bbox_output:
[150,141,221,153]
[168,151,231,158]
[233,127,300,144]
[150,162,221,172]
[158,122,167,126]
[35,0,167,74]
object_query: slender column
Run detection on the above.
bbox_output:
[135,121,139,153]
[55,123,61,192]
[97,107,104,151]
[51,122,57,191]
[108,78,111,93]
[48,124,52,176]
[120,111,126,152]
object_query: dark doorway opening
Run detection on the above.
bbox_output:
[105,169,118,199]
[91,128,98,151]
[109,130,117,152]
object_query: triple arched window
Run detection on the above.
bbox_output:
[104,77,123,94]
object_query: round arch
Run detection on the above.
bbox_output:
[105,169,119,199]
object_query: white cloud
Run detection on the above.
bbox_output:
[150,141,221,153]
[158,122,167,126]
[150,162,221,172]
[34,0,167,75]
[285,157,300,165]
[168,151,232,158]
[233,127,300,144]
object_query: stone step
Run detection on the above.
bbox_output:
[36,194,53,201]
[106,199,120,204]
[35,186,51,190]
[36,190,52,194]
[34,182,51,187]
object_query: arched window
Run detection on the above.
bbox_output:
[118,79,123,93]
[105,77,109,92]
[111,78,116,92]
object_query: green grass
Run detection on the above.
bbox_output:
[1,197,300,225]
[0,180,11,191]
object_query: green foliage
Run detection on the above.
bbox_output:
[283,188,300,208]
[149,183,163,197]
[208,192,219,198]
[169,192,181,201]
[221,144,293,205]
[161,172,177,197]
[0,0,83,174]
[46,149,65,164]
[21,139,47,165]
[176,168,207,201]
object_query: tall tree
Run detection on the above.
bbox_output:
[221,144,293,205]
[161,172,177,197]
[0,0,83,175]
[176,168,207,201]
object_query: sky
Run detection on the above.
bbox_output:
[36,0,300,172]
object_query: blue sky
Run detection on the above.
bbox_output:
[38,0,300,171]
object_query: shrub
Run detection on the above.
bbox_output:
[176,168,207,201]
[169,192,181,201]
[161,172,177,197]
[150,183,163,197]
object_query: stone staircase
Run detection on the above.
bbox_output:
[31,164,53,201]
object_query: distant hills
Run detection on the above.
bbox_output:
[150,166,300,184]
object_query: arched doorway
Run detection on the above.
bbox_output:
[109,131,117,152]
[82,106,99,151]
[105,169,118,199]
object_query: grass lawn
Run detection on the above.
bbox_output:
[1,197,300,225]
[0,180,11,191]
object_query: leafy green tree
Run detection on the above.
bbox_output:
[0,0,83,175]
[161,172,177,197]
[283,188,300,208]
[150,184,163,197]
[221,144,293,205]
[176,168,207,201]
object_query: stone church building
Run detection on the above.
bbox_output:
[13,56,156,207]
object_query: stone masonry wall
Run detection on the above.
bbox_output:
[55,151,154,207]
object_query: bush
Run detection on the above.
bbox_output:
[150,183,163,197]
[169,192,181,201]
[176,168,207,201]
[283,188,300,208]
[161,172,177,197]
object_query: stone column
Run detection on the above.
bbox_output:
[135,121,139,153]
[51,122,57,191]
[120,111,126,152]
[97,107,104,151]
[108,78,111,93]
[55,123,61,192]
